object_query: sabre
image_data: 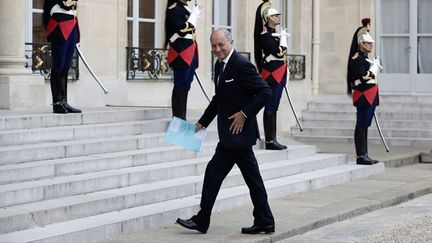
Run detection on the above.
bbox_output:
[373,112,390,152]
[75,44,108,94]
[284,85,303,132]
[194,72,211,102]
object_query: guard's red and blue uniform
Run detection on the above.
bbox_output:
[45,0,80,74]
[348,51,379,128]
[43,0,81,114]
[166,1,199,92]
[258,27,287,112]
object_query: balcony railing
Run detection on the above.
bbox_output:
[126,47,172,80]
[287,54,306,80]
[126,47,305,82]
[24,42,79,81]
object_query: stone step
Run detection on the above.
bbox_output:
[300,118,432,129]
[0,145,317,207]
[0,153,344,234]
[0,130,219,165]
[310,94,432,104]
[0,142,221,185]
[0,118,173,146]
[0,107,171,131]
[307,102,432,112]
[291,126,432,139]
[0,163,384,243]
[302,110,432,121]
[291,134,432,146]
[0,142,314,185]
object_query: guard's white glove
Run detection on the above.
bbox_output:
[368,57,382,76]
[279,28,289,48]
[187,5,201,28]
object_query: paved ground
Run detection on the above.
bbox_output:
[100,140,432,243]
[282,193,432,243]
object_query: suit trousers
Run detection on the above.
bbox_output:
[196,142,275,230]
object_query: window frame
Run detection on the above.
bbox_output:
[127,0,162,48]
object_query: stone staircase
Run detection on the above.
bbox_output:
[0,107,383,243]
[291,95,432,146]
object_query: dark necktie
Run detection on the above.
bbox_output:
[216,61,225,86]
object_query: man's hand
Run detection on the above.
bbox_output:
[195,122,204,133]
[228,112,246,134]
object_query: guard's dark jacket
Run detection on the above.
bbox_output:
[44,0,80,43]
[198,50,271,148]
[166,2,198,68]
[258,27,287,86]
[348,51,379,107]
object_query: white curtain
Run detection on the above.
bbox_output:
[380,0,409,73]
[418,0,432,73]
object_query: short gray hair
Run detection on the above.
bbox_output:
[211,28,233,42]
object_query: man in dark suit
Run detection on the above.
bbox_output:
[176,28,275,234]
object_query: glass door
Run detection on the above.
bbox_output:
[415,0,432,93]
[377,0,432,94]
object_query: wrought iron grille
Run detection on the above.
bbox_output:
[287,54,306,80]
[211,52,305,81]
[24,42,79,81]
[126,47,172,80]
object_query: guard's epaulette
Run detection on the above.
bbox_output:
[351,52,359,60]
[168,3,177,9]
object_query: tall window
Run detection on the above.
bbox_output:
[127,0,161,48]
[212,0,236,35]
[25,0,45,43]
[418,0,432,73]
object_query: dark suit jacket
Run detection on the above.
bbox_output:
[198,50,271,148]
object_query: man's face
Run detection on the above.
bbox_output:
[210,30,233,60]
[267,14,281,26]
[360,41,373,53]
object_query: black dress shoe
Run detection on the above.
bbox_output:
[176,217,207,233]
[241,225,275,234]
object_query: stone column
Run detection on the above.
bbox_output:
[0,0,45,110]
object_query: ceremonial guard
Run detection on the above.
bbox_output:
[254,0,288,150]
[43,0,81,114]
[165,0,200,120]
[347,18,381,165]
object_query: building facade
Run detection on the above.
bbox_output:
[1,0,431,130]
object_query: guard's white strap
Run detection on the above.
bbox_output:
[354,79,376,86]
[50,4,77,16]
[265,54,285,63]
[170,33,193,43]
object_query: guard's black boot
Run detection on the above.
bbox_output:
[363,128,379,164]
[60,71,81,113]
[50,69,68,114]
[263,111,287,150]
[171,89,188,120]
[355,127,378,165]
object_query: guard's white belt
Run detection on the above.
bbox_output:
[170,33,193,43]
[354,79,376,86]
[51,4,77,16]
[265,54,285,63]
